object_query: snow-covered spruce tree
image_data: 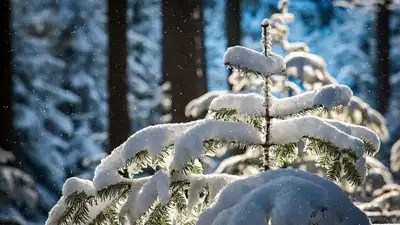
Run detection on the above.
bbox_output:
[46,19,379,225]
[187,7,389,143]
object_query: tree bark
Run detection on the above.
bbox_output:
[226,0,241,90]
[374,0,391,114]
[1,0,14,151]
[162,0,207,123]
[107,0,131,152]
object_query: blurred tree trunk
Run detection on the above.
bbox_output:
[162,0,207,123]
[107,0,131,153]
[1,0,14,151]
[226,0,241,90]
[374,0,391,114]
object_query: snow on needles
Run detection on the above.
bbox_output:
[324,119,381,155]
[130,170,170,221]
[93,144,129,190]
[185,90,229,118]
[94,121,203,190]
[122,120,202,161]
[45,197,67,225]
[46,178,98,225]
[271,116,365,158]
[197,169,371,225]
[271,84,352,117]
[223,46,285,76]
[170,120,263,170]
[209,93,264,116]
[209,84,352,118]
[187,173,241,215]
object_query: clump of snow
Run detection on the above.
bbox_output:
[223,46,285,76]
[209,84,352,119]
[313,84,352,109]
[93,144,129,190]
[118,179,149,222]
[209,93,264,116]
[170,120,263,170]
[187,174,241,215]
[271,116,365,159]
[45,197,67,225]
[62,177,96,197]
[185,91,229,118]
[130,170,170,221]
[121,120,202,162]
[324,119,381,155]
[271,84,352,117]
[197,169,371,225]
[46,178,107,225]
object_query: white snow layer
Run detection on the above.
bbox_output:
[324,119,381,155]
[197,169,372,225]
[185,91,229,118]
[122,120,202,161]
[170,120,263,170]
[46,178,98,225]
[130,170,170,221]
[187,174,241,215]
[209,84,352,118]
[46,178,112,225]
[93,144,130,190]
[45,197,67,225]
[271,116,365,158]
[209,93,264,116]
[62,177,96,197]
[223,46,285,76]
[270,84,352,117]
[94,121,206,190]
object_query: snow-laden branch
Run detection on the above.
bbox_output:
[128,170,170,222]
[324,119,380,156]
[93,145,130,190]
[46,178,121,225]
[209,93,264,117]
[197,169,372,225]
[93,121,203,190]
[271,116,364,157]
[270,84,352,117]
[122,120,202,161]
[223,46,285,76]
[209,84,352,118]
[185,91,229,118]
[170,120,263,171]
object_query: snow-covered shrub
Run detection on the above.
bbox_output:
[46,18,379,225]
[198,168,372,225]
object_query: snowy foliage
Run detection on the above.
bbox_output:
[46,15,381,225]
[198,169,372,225]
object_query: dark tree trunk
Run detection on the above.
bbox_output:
[226,0,241,90]
[374,0,391,114]
[162,0,207,123]
[1,0,14,151]
[107,0,131,152]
